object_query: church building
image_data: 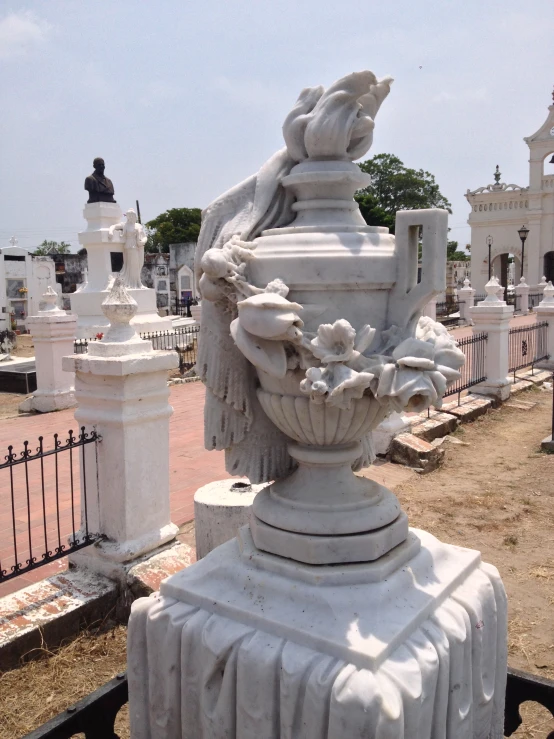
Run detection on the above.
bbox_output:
[466,90,554,294]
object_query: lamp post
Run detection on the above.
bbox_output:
[517,225,529,281]
[486,234,493,280]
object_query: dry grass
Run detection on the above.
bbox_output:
[0,618,129,739]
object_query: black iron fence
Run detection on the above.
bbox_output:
[508,321,549,378]
[436,300,463,327]
[175,297,198,317]
[529,292,543,310]
[0,428,100,584]
[443,331,488,404]
[505,292,521,313]
[22,667,554,739]
[74,326,200,374]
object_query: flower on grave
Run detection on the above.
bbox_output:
[230,280,305,379]
[299,320,377,408]
[300,363,375,410]
[95,332,104,340]
[310,320,376,364]
[370,323,465,412]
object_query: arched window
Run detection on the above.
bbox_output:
[177,265,195,300]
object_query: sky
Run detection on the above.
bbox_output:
[0,0,553,253]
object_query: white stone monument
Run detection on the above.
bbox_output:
[21,286,77,413]
[71,202,171,339]
[64,278,178,581]
[128,70,507,737]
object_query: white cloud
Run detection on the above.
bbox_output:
[0,11,51,60]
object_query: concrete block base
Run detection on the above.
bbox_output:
[440,394,492,422]
[194,480,268,560]
[472,381,512,404]
[69,524,179,584]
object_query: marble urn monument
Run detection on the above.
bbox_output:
[128,71,507,738]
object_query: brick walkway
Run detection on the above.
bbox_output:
[0,312,540,597]
[0,382,231,596]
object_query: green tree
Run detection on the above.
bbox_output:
[145,208,202,253]
[33,240,71,256]
[447,240,469,262]
[355,154,451,234]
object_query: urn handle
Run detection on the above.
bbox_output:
[387,208,448,331]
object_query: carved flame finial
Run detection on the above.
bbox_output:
[282,71,393,162]
[494,165,501,184]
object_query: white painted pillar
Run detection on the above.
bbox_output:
[514,277,530,314]
[64,279,179,580]
[22,287,77,413]
[470,278,514,401]
[535,281,554,371]
[458,278,475,324]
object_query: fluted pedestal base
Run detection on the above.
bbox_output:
[128,527,507,739]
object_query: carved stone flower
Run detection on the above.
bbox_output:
[369,320,465,412]
[310,320,357,363]
[300,363,374,410]
[230,288,305,379]
[299,367,328,404]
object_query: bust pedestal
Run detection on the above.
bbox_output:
[71,203,171,338]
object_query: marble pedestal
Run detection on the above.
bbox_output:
[72,203,171,339]
[23,311,77,413]
[128,527,507,738]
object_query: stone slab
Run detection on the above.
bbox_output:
[509,379,534,395]
[387,432,445,472]
[516,368,552,385]
[0,569,117,670]
[0,361,37,394]
[410,411,459,441]
[505,399,537,411]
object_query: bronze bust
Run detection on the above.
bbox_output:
[84,157,116,203]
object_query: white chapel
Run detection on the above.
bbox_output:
[466,90,554,293]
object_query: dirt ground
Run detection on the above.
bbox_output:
[0,387,553,738]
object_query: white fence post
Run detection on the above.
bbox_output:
[470,277,514,401]
[458,278,475,324]
[515,277,530,314]
[22,287,77,413]
[64,280,179,580]
[536,281,554,371]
